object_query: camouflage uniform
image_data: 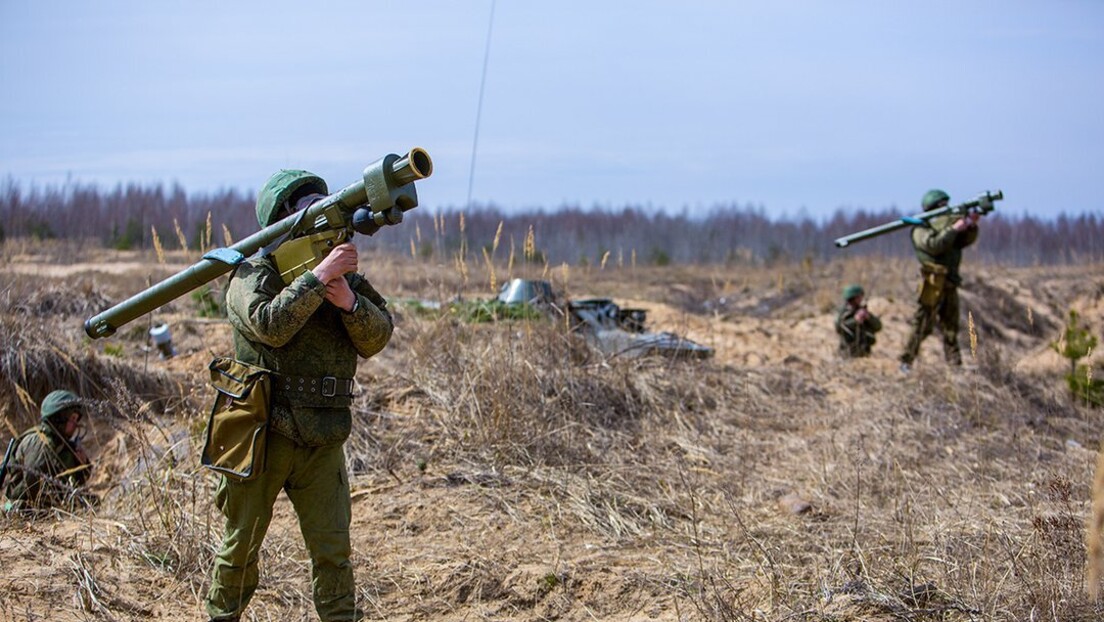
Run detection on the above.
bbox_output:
[206,172,393,622]
[835,302,882,358]
[899,206,979,367]
[2,391,91,512]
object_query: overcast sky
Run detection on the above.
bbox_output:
[2,1,1102,219]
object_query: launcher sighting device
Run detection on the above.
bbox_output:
[84,148,433,339]
[833,189,1003,249]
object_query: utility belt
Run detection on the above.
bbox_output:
[273,373,355,398]
[201,360,356,482]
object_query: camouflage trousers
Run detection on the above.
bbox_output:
[899,284,962,366]
[206,431,358,621]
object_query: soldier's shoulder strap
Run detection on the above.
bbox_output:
[0,436,21,491]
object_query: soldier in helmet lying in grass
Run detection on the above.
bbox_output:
[835,284,882,358]
[1,390,93,513]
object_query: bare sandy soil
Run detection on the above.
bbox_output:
[1,245,1103,621]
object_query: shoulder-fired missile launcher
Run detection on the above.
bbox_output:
[84,148,432,339]
[833,189,1002,249]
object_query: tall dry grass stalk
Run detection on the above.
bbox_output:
[969,311,978,360]
[491,221,503,255]
[968,310,983,423]
[1089,441,1104,601]
[456,212,469,286]
[600,250,611,271]
[172,218,188,255]
[482,247,495,293]
[459,211,467,253]
[483,221,503,292]
[507,238,516,281]
[222,223,234,247]
[203,211,213,254]
[151,226,165,265]
[454,252,469,287]
[523,225,536,264]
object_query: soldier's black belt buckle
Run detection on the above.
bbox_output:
[317,375,333,399]
[321,376,338,398]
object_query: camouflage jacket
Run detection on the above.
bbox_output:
[225,256,393,447]
[910,214,979,286]
[2,423,91,510]
[835,305,882,357]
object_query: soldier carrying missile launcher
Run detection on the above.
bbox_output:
[83,148,433,622]
[897,189,984,374]
[203,168,398,622]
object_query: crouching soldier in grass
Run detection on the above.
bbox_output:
[835,284,882,358]
[1,390,93,513]
[205,170,394,622]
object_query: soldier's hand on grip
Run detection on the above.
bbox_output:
[312,243,359,284]
[953,212,981,232]
[324,278,357,312]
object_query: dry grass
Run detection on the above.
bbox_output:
[1,241,1103,621]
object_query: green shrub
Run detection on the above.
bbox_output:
[111,217,145,250]
[648,247,670,266]
[26,218,55,240]
[1066,364,1103,407]
[1052,309,1101,407]
[450,300,544,323]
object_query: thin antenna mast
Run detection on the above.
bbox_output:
[466,0,496,209]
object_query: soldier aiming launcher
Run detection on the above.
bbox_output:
[84,148,433,339]
[833,189,1003,248]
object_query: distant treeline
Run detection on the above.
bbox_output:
[1,179,1101,266]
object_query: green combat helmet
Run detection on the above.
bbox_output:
[922,189,950,210]
[40,390,82,422]
[842,284,864,302]
[255,170,329,228]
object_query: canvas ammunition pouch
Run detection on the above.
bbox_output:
[918,262,948,308]
[202,357,271,481]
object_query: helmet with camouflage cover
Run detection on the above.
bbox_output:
[921,189,950,210]
[40,390,83,422]
[255,169,329,228]
[842,284,864,302]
